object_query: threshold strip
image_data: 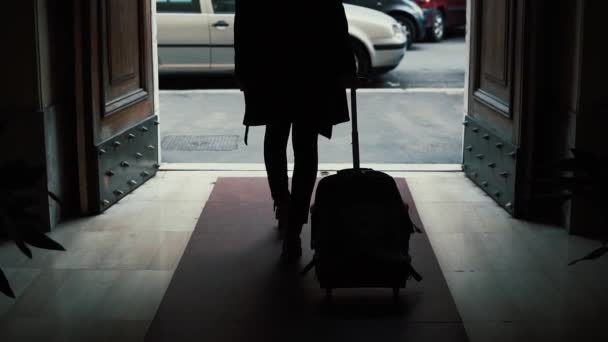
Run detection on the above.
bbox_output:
[160,163,462,172]
[159,88,465,95]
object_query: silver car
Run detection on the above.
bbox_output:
[157,0,407,75]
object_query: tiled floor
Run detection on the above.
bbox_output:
[1,169,607,341]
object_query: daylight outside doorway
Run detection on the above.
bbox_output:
[155,0,467,167]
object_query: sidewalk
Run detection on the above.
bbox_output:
[159,89,464,164]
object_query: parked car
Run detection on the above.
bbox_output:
[343,0,426,49]
[414,0,467,42]
[156,0,407,76]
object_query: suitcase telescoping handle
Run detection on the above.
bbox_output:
[350,77,371,171]
[351,77,364,171]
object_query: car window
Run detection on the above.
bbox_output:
[157,0,201,13]
[210,0,235,14]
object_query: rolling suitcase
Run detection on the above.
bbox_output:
[302,80,422,300]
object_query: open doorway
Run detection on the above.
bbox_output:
[73,0,525,218]
[155,0,467,166]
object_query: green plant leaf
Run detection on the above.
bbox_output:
[0,268,16,298]
[14,240,33,259]
[2,216,33,259]
[568,245,608,266]
[20,228,66,251]
[48,191,61,205]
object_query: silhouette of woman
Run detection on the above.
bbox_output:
[235,0,356,260]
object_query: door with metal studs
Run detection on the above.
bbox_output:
[75,0,160,214]
[464,0,530,216]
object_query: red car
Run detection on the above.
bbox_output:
[414,0,467,42]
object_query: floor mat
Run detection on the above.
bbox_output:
[146,177,468,342]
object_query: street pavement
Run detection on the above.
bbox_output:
[372,35,466,89]
[159,89,464,164]
[158,33,466,164]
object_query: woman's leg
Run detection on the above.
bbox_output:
[264,121,291,209]
[288,122,319,240]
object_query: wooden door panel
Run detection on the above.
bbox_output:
[479,0,510,106]
[97,0,154,135]
[102,0,145,115]
[75,0,158,214]
[472,0,514,118]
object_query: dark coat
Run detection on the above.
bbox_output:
[234,0,356,139]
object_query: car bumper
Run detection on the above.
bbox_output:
[372,43,406,69]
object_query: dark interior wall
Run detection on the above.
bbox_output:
[521,0,581,224]
[0,0,78,230]
[37,0,79,226]
[540,0,579,164]
[567,0,608,236]
[525,0,607,235]
[0,1,50,229]
[575,0,608,155]
[549,0,581,228]
[1,2,41,112]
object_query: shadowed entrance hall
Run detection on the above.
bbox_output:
[145,177,468,342]
[3,0,608,341]
[2,170,607,341]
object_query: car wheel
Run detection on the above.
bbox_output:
[352,40,372,77]
[392,14,416,50]
[427,11,445,42]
